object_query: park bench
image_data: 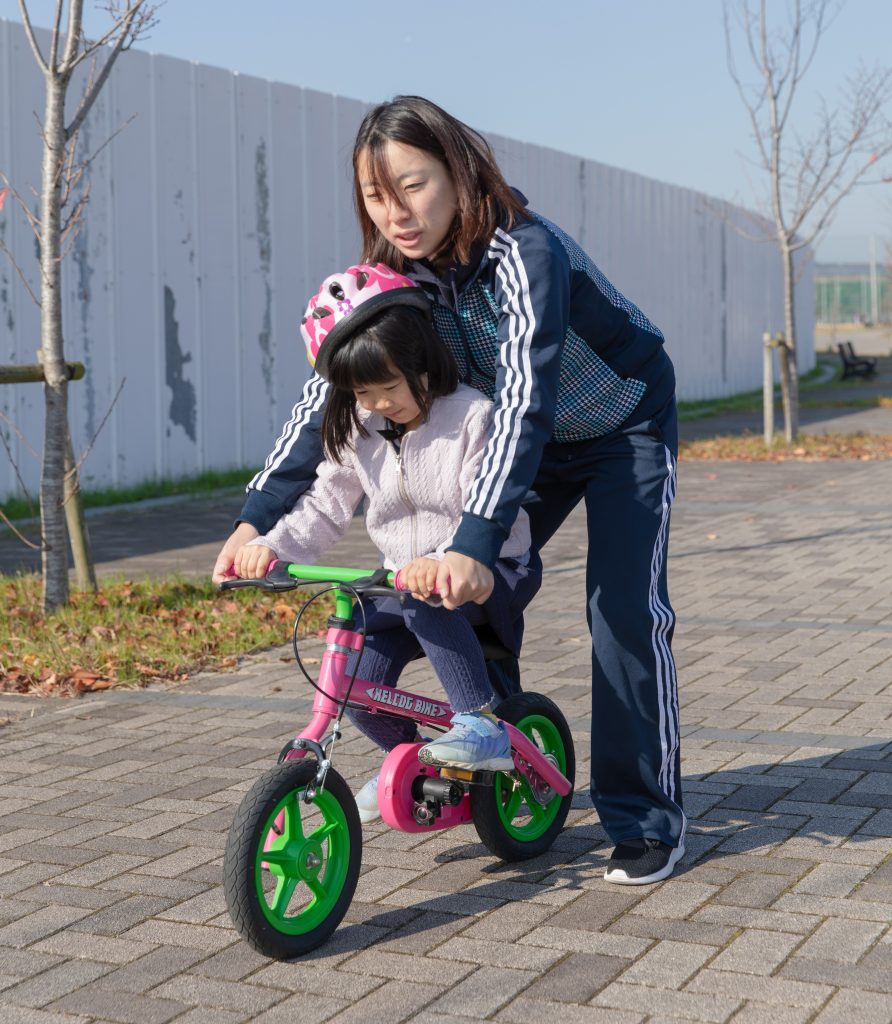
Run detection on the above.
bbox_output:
[837,341,878,380]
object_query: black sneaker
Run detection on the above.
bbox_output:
[604,838,684,885]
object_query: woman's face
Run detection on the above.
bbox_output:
[358,141,459,263]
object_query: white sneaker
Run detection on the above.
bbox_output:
[355,774,381,824]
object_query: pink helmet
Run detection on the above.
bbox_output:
[300,263,431,378]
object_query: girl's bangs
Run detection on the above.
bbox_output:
[327,335,396,391]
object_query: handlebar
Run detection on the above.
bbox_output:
[219,561,398,599]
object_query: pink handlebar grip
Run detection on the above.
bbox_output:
[393,568,439,595]
[393,568,443,606]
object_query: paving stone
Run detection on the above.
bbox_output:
[520,952,626,1003]
[496,998,644,1023]
[118,919,237,952]
[48,987,188,1024]
[0,1008,95,1024]
[2,958,113,1008]
[0,906,94,948]
[686,967,835,1008]
[793,917,886,963]
[812,988,892,1023]
[93,946,208,993]
[707,928,803,974]
[592,981,741,1023]
[32,932,157,965]
[150,974,287,1015]
[72,895,178,936]
[249,992,350,1024]
[425,965,537,1018]
[617,939,716,988]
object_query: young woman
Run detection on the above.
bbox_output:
[215,96,685,885]
[237,263,540,824]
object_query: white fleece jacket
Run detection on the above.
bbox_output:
[250,385,530,570]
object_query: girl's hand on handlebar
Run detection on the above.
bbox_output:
[436,552,494,609]
[233,542,277,580]
[400,557,441,601]
[212,522,260,583]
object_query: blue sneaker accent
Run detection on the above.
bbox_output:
[418,713,514,771]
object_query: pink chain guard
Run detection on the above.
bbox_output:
[377,743,472,833]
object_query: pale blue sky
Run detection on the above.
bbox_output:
[4,0,892,262]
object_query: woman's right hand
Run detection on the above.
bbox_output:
[212,522,260,583]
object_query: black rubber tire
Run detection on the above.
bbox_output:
[470,692,575,861]
[223,760,361,959]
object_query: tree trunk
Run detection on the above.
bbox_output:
[39,75,71,613]
[779,241,800,442]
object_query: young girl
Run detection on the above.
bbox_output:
[234,263,541,823]
[217,95,684,885]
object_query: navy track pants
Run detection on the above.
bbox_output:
[523,397,685,848]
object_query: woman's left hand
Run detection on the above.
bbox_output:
[435,552,494,609]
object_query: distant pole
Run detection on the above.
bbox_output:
[763,332,774,446]
[870,234,879,325]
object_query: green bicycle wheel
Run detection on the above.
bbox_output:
[470,692,575,861]
[223,760,361,958]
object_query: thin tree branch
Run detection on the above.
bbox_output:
[63,377,126,501]
[61,0,85,70]
[0,508,40,549]
[65,11,140,141]
[0,237,41,306]
[49,0,64,71]
[16,0,48,74]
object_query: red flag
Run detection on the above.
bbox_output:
[0,188,8,213]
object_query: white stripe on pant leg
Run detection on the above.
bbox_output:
[648,446,685,841]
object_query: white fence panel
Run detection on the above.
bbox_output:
[0,17,814,502]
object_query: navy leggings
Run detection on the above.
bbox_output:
[495,396,685,849]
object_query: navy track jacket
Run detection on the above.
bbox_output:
[241,208,673,568]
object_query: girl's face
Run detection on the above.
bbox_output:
[358,141,459,263]
[353,364,426,431]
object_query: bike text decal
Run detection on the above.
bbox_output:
[368,687,448,718]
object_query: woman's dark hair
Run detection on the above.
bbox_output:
[322,305,459,462]
[353,95,529,271]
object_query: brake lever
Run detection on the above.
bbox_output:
[218,561,301,593]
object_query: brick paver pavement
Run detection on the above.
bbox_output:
[1,458,891,1023]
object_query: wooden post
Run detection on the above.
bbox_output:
[64,430,97,591]
[1,361,95,591]
[763,332,775,446]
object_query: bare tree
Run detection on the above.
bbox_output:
[724,0,892,441]
[4,1,158,612]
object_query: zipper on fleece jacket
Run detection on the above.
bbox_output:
[390,436,418,561]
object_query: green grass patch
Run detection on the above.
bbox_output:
[0,574,327,696]
[0,466,254,523]
[678,362,840,422]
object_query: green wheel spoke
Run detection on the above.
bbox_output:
[270,875,299,917]
[503,784,525,821]
[262,850,297,873]
[282,796,306,843]
[304,873,327,903]
[311,820,339,844]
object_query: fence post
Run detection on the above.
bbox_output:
[762,332,775,446]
